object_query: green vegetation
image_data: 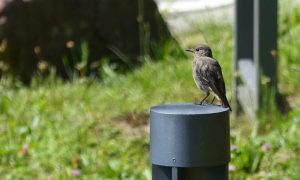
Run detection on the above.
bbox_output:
[1,1,300,179]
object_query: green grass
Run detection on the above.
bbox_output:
[1,1,300,179]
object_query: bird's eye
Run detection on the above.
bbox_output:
[196,48,200,51]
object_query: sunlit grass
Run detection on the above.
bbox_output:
[0,0,300,179]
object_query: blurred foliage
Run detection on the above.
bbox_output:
[279,0,300,97]
[0,0,299,179]
[0,0,182,84]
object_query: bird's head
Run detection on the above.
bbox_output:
[185,44,213,58]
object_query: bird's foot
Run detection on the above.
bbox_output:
[195,101,207,105]
[194,101,201,105]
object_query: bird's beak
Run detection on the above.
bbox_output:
[185,48,194,52]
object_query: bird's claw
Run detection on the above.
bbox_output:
[196,101,207,105]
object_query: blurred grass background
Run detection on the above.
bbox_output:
[0,0,300,179]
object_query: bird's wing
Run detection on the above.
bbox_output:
[197,59,225,101]
[205,59,231,109]
[210,61,226,95]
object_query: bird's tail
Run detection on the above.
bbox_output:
[220,95,231,111]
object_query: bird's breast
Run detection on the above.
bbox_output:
[192,60,209,92]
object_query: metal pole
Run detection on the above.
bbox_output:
[234,0,278,117]
[150,103,230,180]
[253,0,278,103]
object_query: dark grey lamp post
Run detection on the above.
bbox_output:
[150,103,230,180]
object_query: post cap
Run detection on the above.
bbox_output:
[150,103,230,167]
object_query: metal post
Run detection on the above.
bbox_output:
[150,103,230,180]
[234,0,278,118]
[253,0,278,102]
[234,0,256,115]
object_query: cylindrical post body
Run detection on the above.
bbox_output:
[150,103,230,180]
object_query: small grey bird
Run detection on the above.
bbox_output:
[186,44,231,110]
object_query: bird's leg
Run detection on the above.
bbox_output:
[211,96,215,104]
[199,92,210,105]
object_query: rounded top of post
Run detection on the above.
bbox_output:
[151,103,229,115]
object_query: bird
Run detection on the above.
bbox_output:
[186,44,231,111]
